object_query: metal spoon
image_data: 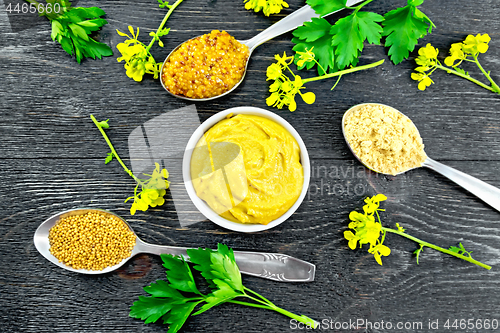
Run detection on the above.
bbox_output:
[34,208,315,282]
[160,0,363,101]
[342,103,500,213]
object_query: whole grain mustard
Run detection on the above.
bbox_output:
[162,30,249,99]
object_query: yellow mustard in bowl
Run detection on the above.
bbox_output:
[190,114,303,225]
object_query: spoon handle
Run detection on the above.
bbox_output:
[242,0,364,51]
[423,157,500,212]
[135,240,315,282]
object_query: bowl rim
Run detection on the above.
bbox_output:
[182,106,310,233]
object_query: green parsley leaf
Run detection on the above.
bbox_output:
[414,8,435,33]
[292,18,336,75]
[130,296,174,324]
[208,244,243,292]
[162,302,199,332]
[356,12,384,45]
[49,6,113,63]
[144,280,184,298]
[382,3,432,64]
[293,17,331,42]
[307,0,346,17]
[161,254,201,295]
[192,279,241,316]
[330,11,384,69]
[409,0,424,6]
[186,247,217,287]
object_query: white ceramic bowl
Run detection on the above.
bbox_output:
[183,106,310,232]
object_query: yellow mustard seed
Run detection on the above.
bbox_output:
[48,211,136,271]
[162,30,249,99]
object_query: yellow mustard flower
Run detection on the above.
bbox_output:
[265,51,382,111]
[444,42,465,67]
[244,0,289,16]
[265,58,315,112]
[368,243,391,265]
[296,47,316,67]
[344,230,360,250]
[116,27,160,82]
[415,43,438,67]
[411,72,434,91]
[274,51,294,66]
[363,193,387,214]
[345,194,491,269]
[462,33,490,54]
[266,63,282,81]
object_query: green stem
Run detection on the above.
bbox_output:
[146,0,184,52]
[473,55,500,93]
[234,295,318,328]
[382,227,491,270]
[235,290,318,328]
[90,115,141,184]
[242,293,273,307]
[244,287,275,306]
[350,0,374,12]
[302,59,384,84]
[330,74,342,90]
[312,58,326,75]
[265,303,318,328]
[228,300,271,310]
[435,64,498,93]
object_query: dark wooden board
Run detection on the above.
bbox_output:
[1,0,500,332]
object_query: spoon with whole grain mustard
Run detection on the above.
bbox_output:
[342,103,500,213]
[160,0,364,101]
[34,208,316,282]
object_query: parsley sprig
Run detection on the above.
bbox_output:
[411,34,500,94]
[130,244,318,332]
[345,194,491,270]
[292,0,435,74]
[116,0,184,82]
[24,0,113,63]
[90,115,170,215]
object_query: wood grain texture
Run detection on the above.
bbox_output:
[1,0,500,332]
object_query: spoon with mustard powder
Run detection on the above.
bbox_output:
[34,208,316,282]
[160,0,364,101]
[342,103,500,213]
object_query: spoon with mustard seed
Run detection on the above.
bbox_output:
[342,103,500,213]
[160,0,364,101]
[34,208,316,282]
